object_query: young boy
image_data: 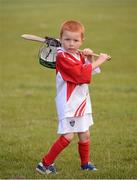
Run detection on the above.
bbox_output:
[36,20,110,174]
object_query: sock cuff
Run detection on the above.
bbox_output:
[60,135,70,145]
[78,140,90,145]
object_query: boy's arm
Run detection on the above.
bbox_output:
[85,56,101,75]
[56,53,92,84]
[83,49,110,70]
[92,54,110,70]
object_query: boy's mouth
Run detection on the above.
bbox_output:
[68,48,75,51]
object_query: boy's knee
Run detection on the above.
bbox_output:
[63,133,74,142]
[78,130,90,142]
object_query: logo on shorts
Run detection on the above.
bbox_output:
[70,120,75,127]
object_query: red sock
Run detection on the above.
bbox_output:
[42,136,70,166]
[78,140,90,166]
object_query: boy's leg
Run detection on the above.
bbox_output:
[78,130,97,170]
[78,130,90,166]
[42,133,74,166]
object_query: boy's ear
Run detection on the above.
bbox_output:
[59,38,61,43]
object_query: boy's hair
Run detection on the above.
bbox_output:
[60,20,85,39]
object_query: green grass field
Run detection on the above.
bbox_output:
[0,0,137,179]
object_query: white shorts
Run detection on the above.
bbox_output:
[57,113,94,134]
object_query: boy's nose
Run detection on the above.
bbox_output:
[70,40,74,46]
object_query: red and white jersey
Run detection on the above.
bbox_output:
[55,48,93,120]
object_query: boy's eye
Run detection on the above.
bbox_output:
[65,39,79,42]
[65,38,70,41]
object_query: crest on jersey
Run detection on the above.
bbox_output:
[70,120,75,127]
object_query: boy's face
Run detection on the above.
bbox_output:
[60,30,83,54]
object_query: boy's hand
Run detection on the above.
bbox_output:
[99,53,111,61]
[92,53,111,70]
[83,48,94,62]
[83,48,94,56]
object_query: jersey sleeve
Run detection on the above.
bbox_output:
[56,53,92,84]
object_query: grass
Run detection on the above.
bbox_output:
[0,0,137,179]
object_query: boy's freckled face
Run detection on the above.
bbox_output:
[60,30,83,54]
